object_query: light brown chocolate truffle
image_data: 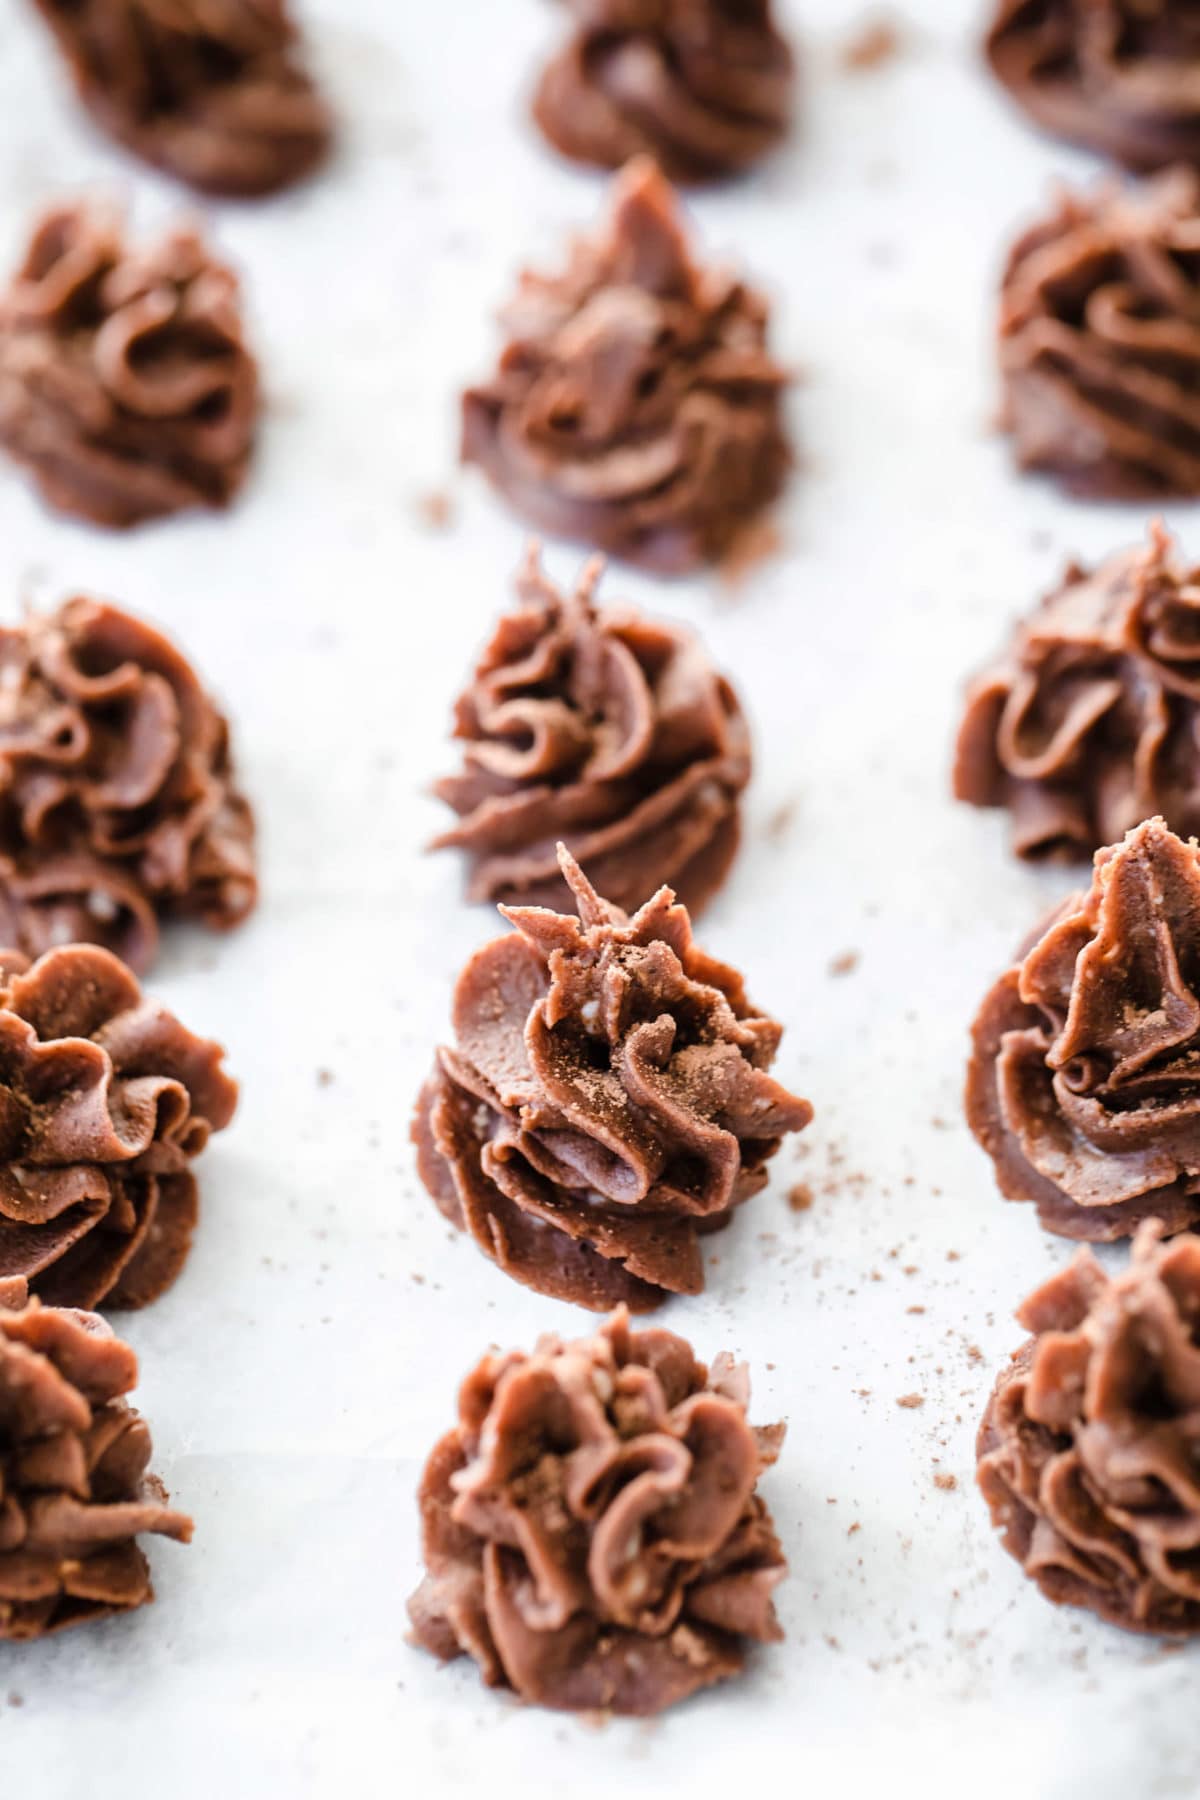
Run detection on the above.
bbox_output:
[979,1220,1200,1634]
[532,0,794,183]
[986,0,1200,174]
[0,202,258,529]
[31,0,332,198]
[955,523,1200,860]
[0,1291,191,1639]
[997,170,1200,499]
[408,1305,787,1714]
[0,595,255,974]
[414,845,812,1311]
[462,157,791,574]
[0,942,237,1310]
[967,816,1200,1241]
[431,544,750,917]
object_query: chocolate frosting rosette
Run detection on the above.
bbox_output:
[0,1287,191,1640]
[0,943,237,1310]
[998,170,1200,499]
[986,0,1200,173]
[532,0,794,182]
[0,202,258,528]
[967,816,1200,1240]
[462,157,791,573]
[0,595,255,974]
[413,846,812,1311]
[431,544,750,917]
[955,524,1200,860]
[979,1221,1200,1634]
[31,0,332,197]
[408,1306,788,1714]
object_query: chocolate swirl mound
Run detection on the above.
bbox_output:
[408,1305,788,1713]
[0,1291,191,1640]
[532,0,794,183]
[431,545,751,917]
[986,0,1200,173]
[462,157,791,574]
[966,816,1200,1241]
[955,523,1200,861]
[0,202,258,528]
[979,1220,1200,1634]
[0,942,237,1310]
[414,845,812,1311]
[31,0,332,198]
[0,594,256,975]
[998,170,1200,499]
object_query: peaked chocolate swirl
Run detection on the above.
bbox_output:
[31,0,332,197]
[0,942,237,1310]
[413,846,812,1311]
[0,594,255,975]
[532,0,794,182]
[0,1292,191,1639]
[986,0,1200,173]
[955,524,1200,860]
[462,157,791,574]
[979,1220,1200,1634]
[998,170,1200,499]
[408,1306,787,1714]
[431,545,750,917]
[0,202,258,528]
[967,816,1200,1240]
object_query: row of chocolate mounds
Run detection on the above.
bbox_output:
[26,1,1200,196]
[9,145,1200,539]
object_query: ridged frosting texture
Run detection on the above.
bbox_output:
[0,595,256,974]
[955,524,1200,859]
[0,202,258,528]
[31,0,332,197]
[0,943,237,1310]
[0,1290,191,1640]
[979,1220,1200,1633]
[413,846,812,1311]
[987,0,1200,172]
[998,169,1200,499]
[532,0,794,181]
[408,1306,787,1714]
[431,545,750,916]
[967,816,1200,1241]
[462,157,790,573]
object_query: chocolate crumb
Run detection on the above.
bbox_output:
[316,1068,334,1088]
[933,1472,958,1492]
[828,950,859,977]
[766,799,798,842]
[896,1393,925,1409]
[840,17,902,71]
[416,489,454,531]
[787,1182,814,1213]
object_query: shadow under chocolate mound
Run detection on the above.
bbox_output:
[997,169,1200,500]
[430,544,750,918]
[978,1224,1200,1634]
[31,0,332,198]
[987,0,1200,173]
[407,1306,788,1713]
[532,0,794,182]
[412,846,812,1311]
[462,157,791,574]
[954,522,1200,861]
[966,816,1200,1240]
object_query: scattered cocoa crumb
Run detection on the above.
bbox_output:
[841,17,903,71]
[7,1692,23,1708]
[410,1272,426,1285]
[906,1305,925,1315]
[946,1250,961,1262]
[766,798,798,843]
[415,489,454,530]
[966,1344,983,1364]
[828,949,859,977]
[787,1182,814,1212]
[848,1522,861,1537]
[933,1473,958,1492]
[896,1393,925,1409]
[316,1067,334,1088]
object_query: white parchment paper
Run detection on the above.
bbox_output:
[0,3,1196,1795]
